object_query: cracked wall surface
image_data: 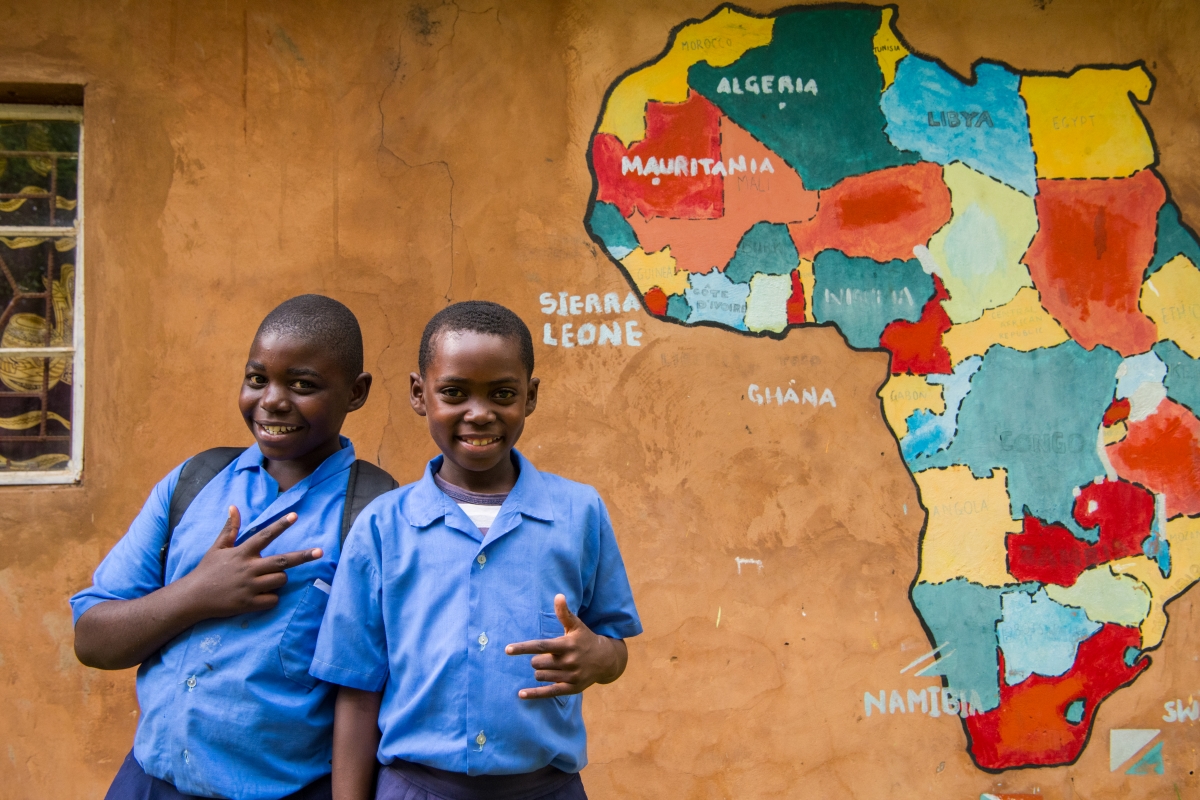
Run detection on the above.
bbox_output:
[0,1,1198,798]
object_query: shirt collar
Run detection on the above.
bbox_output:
[404,449,554,528]
[234,436,357,486]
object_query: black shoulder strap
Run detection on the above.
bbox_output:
[341,459,399,545]
[161,451,396,581]
[162,447,245,579]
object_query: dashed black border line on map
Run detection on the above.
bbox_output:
[582,0,1200,777]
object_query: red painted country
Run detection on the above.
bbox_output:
[1006,478,1154,586]
[592,92,723,221]
[880,274,953,375]
[965,624,1146,770]
[1022,171,1163,356]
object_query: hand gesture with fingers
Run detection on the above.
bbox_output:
[179,506,323,619]
[505,594,628,699]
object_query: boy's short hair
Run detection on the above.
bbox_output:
[419,301,534,376]
[256,294,364,377]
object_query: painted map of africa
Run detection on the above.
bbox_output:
[585,3,1200,771]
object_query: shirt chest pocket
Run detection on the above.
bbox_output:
[278,583,331,688]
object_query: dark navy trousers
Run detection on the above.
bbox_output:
[105,751,332,800]
[375,760,587,800]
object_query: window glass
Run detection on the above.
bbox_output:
[0,108,82,482]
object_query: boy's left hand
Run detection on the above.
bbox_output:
[506,594,628,699]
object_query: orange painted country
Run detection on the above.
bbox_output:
[1107,398,1200,518]
[786,161,952,262]
[629,115,818,274]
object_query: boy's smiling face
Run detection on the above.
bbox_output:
[410,330,538,493]
[240,331,371,483]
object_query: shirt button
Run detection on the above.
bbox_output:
[182,749,190,764]
[477,632,488,648]
[475,731,487,747]
[476,553,487,566]
[186,675,197,689]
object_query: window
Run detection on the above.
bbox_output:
[0,103,83,484]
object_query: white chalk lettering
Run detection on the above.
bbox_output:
[862,687,982,719]
[625,320,642,346]
[598,321,621,346]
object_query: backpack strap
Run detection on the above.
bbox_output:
[162,447,245,581]
[341,459,399,545]
[161,451,396,583]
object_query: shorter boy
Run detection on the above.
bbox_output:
[312,301,642,799]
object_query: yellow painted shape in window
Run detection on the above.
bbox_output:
[0,236,46,249]
[872,7,907,89]
[1109,514,1200,648]
[599,9,774,146]
[879,373,944,439]
[1020,68,1154,179]
[1045,565,1151,627]
[798,257,815,323]
[914,466,1020,587]
[942,287,1069,366]
[928,162,1037,325]
[1141,254,1200,357]
[620,246,690,297]
[0,410,70,431]
[0,452,69,470]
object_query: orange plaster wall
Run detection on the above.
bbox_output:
[0,1,1197,798]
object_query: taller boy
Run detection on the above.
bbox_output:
[71,295,386,800]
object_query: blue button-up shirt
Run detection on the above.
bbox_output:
[311,450,642,776]
[70,440,357,800]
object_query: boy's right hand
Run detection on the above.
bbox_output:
[180,506,323,619]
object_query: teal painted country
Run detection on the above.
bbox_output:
[725,222,799,284]
[811,251,932,349]
[688,6,918,191]
[917,341,1123,539]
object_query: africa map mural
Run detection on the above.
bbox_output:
[585,4,1200,772]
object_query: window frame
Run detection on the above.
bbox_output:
[0,103,84,485]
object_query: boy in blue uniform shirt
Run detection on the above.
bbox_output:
[313,301,642,800]
[71,295,379,800]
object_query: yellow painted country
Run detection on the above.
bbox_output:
[1110,515,1200,648]
[929,163,1037,324]
[915,466,1020,587]
[879,373,944,439]
[1103,420,1128,446]
[798,257,816,323]
[942,287,1069,366]
[620,246,691,296]
[1045,565,1151,627]
[1141,254,1200,357]
[599,9,774,145]
[872,7,908,90]
[1020,68,1155,179]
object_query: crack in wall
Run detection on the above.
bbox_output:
[377,2,460,304]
